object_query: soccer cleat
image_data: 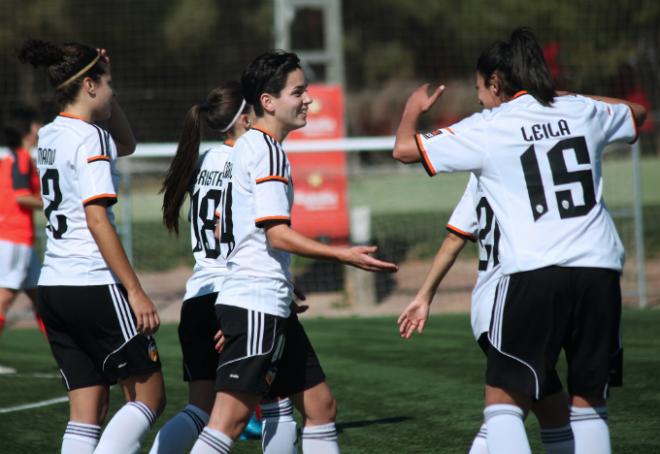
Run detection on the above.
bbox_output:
[239,413,262,440]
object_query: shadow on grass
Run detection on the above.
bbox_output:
[336,416,413,433]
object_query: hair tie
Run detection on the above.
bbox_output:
[220,99,247,133]
[56,52,101,90]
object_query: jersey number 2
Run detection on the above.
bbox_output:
[41,168,68,239]
[520,136,596,221]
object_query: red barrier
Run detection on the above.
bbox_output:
[288,84,349,242]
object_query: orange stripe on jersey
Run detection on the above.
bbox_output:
[512,90,529,99]
[224,139,236,147]
[59,112,85,121]
[255,215,290,226]
[414,133,437,176]
[256,176,289,185]
[82,193,118,206]
[252,126,278,142]
[87,155,111,163]
[446,224,477,241]
[626,104,639,144]
[445,127,455,135]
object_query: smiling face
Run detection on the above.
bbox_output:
[263,68,312,133]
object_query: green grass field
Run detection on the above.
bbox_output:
[1,311,659,453]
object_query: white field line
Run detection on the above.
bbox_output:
[0,396,68,414]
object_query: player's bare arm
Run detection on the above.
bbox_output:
[393,83,445,163]
[264,221,398,273]
[85,201,159,334]
[93,49,137,157]
[15,194,43,209]
[398,232,466,339]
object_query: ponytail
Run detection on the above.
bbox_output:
[508,28,555,106]
[161,104,204,234]
[161,81,247,235]
[476,27,555,106]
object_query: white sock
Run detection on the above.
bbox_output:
[301,422,339,454]
[190,427,233,453]
[468,423,489,454]
[570,406,611,454]
[149,404,209,454]
[261,398,298,454]
[61,421,101,454]
[541,425,574,453]
[94,401,157,454]
[484,404,531,454]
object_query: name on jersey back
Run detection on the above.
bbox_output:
[521,119,570,142]
[37,147,57,166]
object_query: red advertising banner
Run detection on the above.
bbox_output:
[287,84,349,242]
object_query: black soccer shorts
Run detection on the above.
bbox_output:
[37,284,162,391]
[486,266,622,400]
[179,292,220,382]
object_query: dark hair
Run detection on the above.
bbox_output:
[241,50,301,117]
[476,28,555,106]
[3,107,40,150]
[17,38,108,106]
[161,81,247,234]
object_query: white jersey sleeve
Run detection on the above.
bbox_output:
[446,174,478,241]
[415,113,487,176]
[77,126,118,206]
[253,134,292,226]
[591,97,638,144]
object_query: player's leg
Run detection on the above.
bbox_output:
[484,268,571,454]
[23,248,46,336]
[0,287,18,334]
[531,389,574,454]
[272,313,336,454]
[150,293,219,453]
[37,286,109,453]
[85,284,164,454]
[566,268,622,454]
[0,240,25,334]
[191,304,287,453]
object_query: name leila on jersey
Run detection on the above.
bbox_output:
[37,147,56,165]
[521,119,570,142]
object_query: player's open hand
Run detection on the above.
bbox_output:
[397,298,430,339]
[405,83,445,115]
[127,289,160,335]
[341,246,398,273]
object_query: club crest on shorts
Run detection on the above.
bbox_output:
[148,338,159,362]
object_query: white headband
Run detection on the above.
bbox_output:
[220,99,247,133]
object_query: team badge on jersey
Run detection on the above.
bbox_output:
[423,129,444,139]
[147,337,159,362]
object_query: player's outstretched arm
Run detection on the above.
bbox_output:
[398,232,466,339]
[104,97,137,157]
[265,222,398,273]
[85,202,159,334]
[557,91,647,128]
[393,83,445,163]
[15,194,43,209]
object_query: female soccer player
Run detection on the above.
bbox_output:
[19,38,165,454]
[151,81,253,453]
[0,107,45,341]
[398,175,573,454]
[393,28,645,454]
[190,50,398,454]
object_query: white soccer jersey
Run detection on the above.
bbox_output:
[447,174,502,339]
[36,114,120,286]
[417,93,635,274]
[183,144,231,301]
[217,127,294,317]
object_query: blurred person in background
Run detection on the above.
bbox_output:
[0,107,46,344]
